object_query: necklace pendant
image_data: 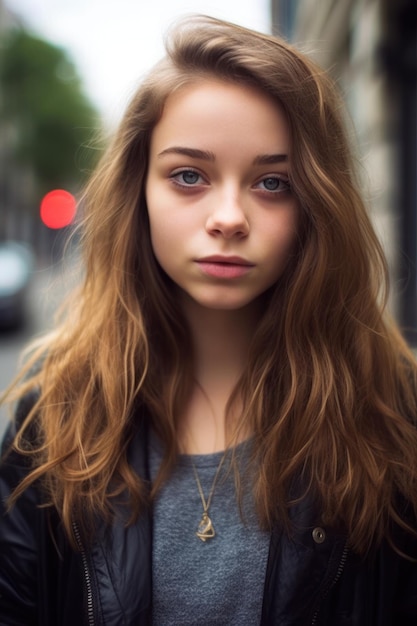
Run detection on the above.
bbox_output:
[196,512,215,542]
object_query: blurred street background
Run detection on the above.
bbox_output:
[0,257,77,436]
[0,0,416,439]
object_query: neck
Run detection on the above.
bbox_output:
[178,296,262,453]
[183,295,261,376]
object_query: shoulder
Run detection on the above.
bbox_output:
[1,387,40,457]
[1,351,45,455]
[0,396,79,623]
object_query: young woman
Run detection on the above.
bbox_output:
[1,15,416,626]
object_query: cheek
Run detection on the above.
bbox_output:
[146,198,191,273]
[264,210,299,261]
[146,188,174,254]
[146,190,200,251]
[148,215,173,265]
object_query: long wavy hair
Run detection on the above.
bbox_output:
[3,15,417,554]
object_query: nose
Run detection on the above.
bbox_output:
[205,189,249,239]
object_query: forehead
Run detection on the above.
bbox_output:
[149,79,291,157]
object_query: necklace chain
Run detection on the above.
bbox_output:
[191,453,226,542]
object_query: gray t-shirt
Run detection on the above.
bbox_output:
[149,434,270,625]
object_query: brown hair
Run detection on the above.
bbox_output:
[3,15,417,554]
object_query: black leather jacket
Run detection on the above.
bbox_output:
[1,399,416,625]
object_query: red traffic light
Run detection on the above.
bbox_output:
[40,189,77,229]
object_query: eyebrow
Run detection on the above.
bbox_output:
[253,153,288,165]
[157,146,288,165]
[157,147,215,161]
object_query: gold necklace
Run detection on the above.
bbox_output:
[191,454,226,542]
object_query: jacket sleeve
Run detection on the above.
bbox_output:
[394,524,417,622]
[0,393,41,625]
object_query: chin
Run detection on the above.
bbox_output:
[177,285,268,314]
[190,294,263,312]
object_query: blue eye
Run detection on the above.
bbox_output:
[257,176,290,193]
[172,170,204,186]
[263,177,280,191]
[182,171,200,184]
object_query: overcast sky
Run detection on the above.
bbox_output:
[6,0,271,126]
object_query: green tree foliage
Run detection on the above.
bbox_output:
[0,28,101,194]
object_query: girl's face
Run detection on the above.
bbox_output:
[145,79,299,312]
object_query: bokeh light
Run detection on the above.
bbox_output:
[40,189,77,229]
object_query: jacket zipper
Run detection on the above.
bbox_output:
[311,542,349,625]
[73,522,96,626]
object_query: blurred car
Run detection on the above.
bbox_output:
[0,241,34,330]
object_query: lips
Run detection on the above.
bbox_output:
[195,255,254,279]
